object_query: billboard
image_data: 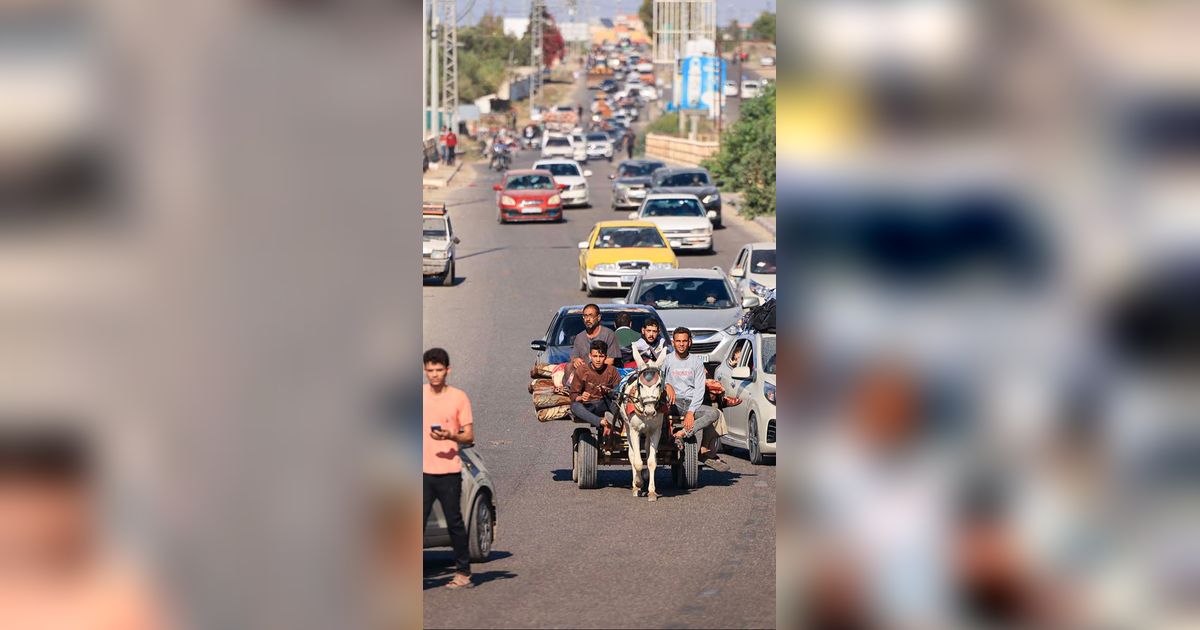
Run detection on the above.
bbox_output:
[671,55,725,117]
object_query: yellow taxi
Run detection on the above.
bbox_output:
[577,220,678,296]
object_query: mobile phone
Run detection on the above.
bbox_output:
[430,424,442,432]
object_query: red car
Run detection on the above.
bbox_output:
[494,169,567,224]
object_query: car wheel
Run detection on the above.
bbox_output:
[747,412,763,465]
[441,260,455,286]
[467,493,494,562]
[579,269,587,291]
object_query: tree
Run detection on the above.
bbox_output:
[703,84,776,217]
[456,14,530,102]
[640,0,654,40]
[524,7,566,66]
[749,11,775,42]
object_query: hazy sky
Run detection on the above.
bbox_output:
[461,0,776,27]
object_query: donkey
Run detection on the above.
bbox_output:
[619,367,668,501]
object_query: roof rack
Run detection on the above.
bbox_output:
[422,202,447,215]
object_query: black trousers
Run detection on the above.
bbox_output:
[423,472,471,576]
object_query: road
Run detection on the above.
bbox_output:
[422,77,776,629]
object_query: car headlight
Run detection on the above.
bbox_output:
[593,263,618,271]
[723,323,741,335]
[692,228,710,235]
[764,381,776,405]
[649,262,674,270]
[501,195,516,205]
[430,250,448,260]
[702,194,718,204]
[548,195,562,205]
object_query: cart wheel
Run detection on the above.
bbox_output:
[468,493,494,562]
[679,439,701,489]
[577,431,599,489]
[571,431,580,482]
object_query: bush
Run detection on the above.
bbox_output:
[703,85,776,217]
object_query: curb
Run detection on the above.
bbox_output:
[722,192,775,242]
[422,160,464,189]
[754,216,776,236]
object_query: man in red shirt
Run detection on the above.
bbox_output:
[444,128,458,166]
[422,347,475,589]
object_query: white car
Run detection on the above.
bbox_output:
[723,80,739,97]
[583,132,614,162]
[628,194,715,253]
[533,158,592,207]
[740,80,761,99]
[729,242,776,300]
[760,56,776,67]
[639,85,659,101]
[540,134,574,159]
[570,132,589,162]
[714,331,776,464]
[636,61,654,73]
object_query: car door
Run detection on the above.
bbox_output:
[731,246,750,297]
[717,338,754,442]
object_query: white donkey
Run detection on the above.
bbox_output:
[619,366,668,501]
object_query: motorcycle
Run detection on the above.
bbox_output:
[490,144,512,171]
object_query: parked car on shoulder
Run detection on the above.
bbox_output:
[714,331,776,464]
[423,446,496,562]
[648,167,723,227]
[578,220,678,296]
[494,169,565,224]
[422,203,460,286]
[533,158,592,207]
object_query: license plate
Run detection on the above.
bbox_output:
[669,240,682,247]
[621,274,636,283]
[520,206,542,213]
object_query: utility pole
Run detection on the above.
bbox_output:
[422,0,429,138]
[531,0,545,112]
[430,0,441,138]
[442,0,459,133]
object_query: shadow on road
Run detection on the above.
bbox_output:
[424,550,517,589]
[457,247,507,261]
[548,468,748,492]
[422,275,467,287]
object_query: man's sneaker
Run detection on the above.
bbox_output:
[704,457,731,472]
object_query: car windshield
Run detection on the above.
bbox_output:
[634,278,735,309]
[551,311,664,346]
[506,174,555,190]
[641,198,703,218]
[594,226,666,249]
[422,217,447,239]
[540,163,580,177]
[620,162,663,177]
[657,172,710,187]
[761,336,776,375]
[750,249,776,274]
[547,137,570,147]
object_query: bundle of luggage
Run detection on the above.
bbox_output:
[530,363,572,422]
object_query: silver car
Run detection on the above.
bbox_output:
[616,267,760,363]
[423,446,496,563]
[714,331,777,464]
[730,242,776,300]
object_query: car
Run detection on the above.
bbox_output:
[714,331,776,464]
[533,158,592,207]
[493,169,565,223]
[554,104,574,114]
[530,304,666,365]
[609,159,666,210]
[423,446,496,563]
[617,268,757,363]
[613,114,632,128]
[578,220,678,296]
[648,167,723,227]
[628,194,715,253]
[540,134,575,159]
[636,61,654,74]
[760,56,776,67]
[584,132,615,161]
[729,242,776,300]
[599,79,618,93]
[639,85,659,101]
[723,80,739,97]
[740,80,761,99]
[422,203,460,286]
[605,127,626,145]
[570,132,589,162]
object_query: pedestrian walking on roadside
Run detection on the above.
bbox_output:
[624,128,636,159]
[445,128,458,166]
[422,347,475,589]
[438,126,449,164]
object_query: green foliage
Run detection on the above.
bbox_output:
[640,0,654,39]
[456,15,530,102]
[749,11,776,42]
[703,85,775,217]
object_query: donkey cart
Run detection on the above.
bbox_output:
[569,410,702,492]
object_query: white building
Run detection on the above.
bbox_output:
[503,17,529,38]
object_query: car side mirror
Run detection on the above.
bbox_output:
[706,211,717,221]
[530,339,548,352]
[452,236,461,244]
[627,212,638,220]
[584,170,593,177]
[731,365,752,380]
[493,184,503,191]
[742,296,761,309]
[730,267,745,278]
[578,241,588,249]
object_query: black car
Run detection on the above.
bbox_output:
[649,167,723,227]
[530,304,666,365]
[609,159,667,210]
[600,79,618,93]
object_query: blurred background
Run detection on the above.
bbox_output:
[1,0,421,629]
[777,0,1199,628]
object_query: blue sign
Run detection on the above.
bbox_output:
[669,56,725,113]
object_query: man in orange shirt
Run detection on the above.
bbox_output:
[422,348,475,589]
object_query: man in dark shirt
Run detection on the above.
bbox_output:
[569,340,621,435]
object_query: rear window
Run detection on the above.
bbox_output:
[547,137,570,147]
[540,163,580,177]
[750,249,776,274]
[587,134,609,142]
[551,311,665,346]
[657,172,711,187]
[505,174,555,190]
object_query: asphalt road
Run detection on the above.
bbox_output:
[422,80,776,629]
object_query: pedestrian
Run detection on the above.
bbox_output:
[662,328,730,471]
[445,127,458,166]
[625,128,636,159]
[438,126,449,164]
[422,347,475,589]
[569,340,621,436]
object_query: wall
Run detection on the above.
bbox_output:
[644,133,719,166]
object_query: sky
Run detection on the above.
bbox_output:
[461,0,776,27]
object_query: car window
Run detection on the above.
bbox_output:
[594,226,666,249]
[750,249,777,274]
[551,311,664,346]
[423,217,447,239]
[620,162,663,177]
[505,174,556,190]
[547,137,570,147]
[733,247,748,273]
[641,198,703,218]
[587,134,609,142]
[539,163,580,177]
[633,278,735,309]
[727,339,752,368]
[656,172,710,187]
[761,336,776,375]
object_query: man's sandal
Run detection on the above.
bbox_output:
[445,573,473,589]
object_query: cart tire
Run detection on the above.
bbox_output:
[571,431,580,482]
[747,412,764,465]
[680,439,701,489]
[577,431,599,489]
[467,493,494,562]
